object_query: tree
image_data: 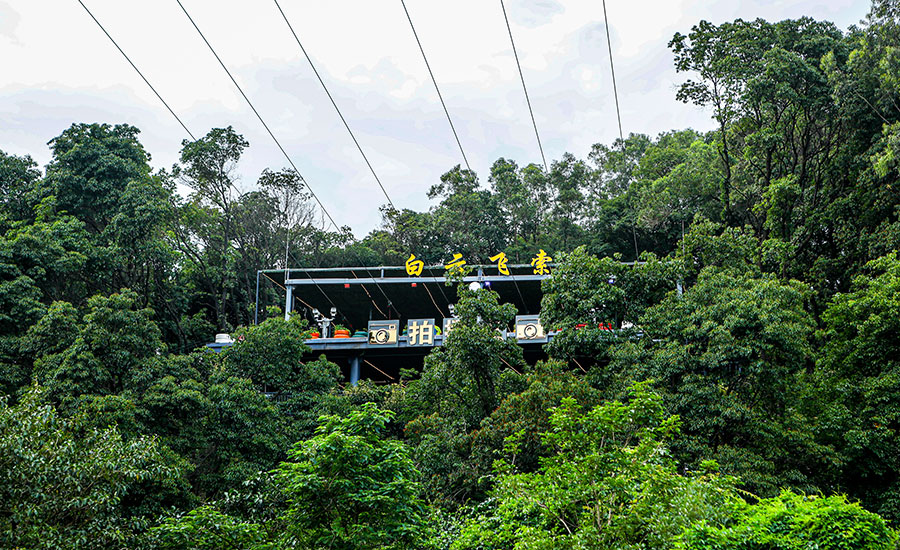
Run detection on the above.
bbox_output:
[825,0,900,275]
[637,131,722,248]
[223,315,340,438]
[0,150,42,227]
[634,266,824,496]
[546,153,588,252]
[153,506,273,550]
[427,165,509,261]
[668,16,900,301]
[403,281,526,506]
[586,133,669,258]
[454,382,742,550]
[807,253,900,520]
[37,124,182,341]
[366,206,444,265]
[276,403,425,549]
[539,246,679,364]
[678,491,898,550]
[43,123,153,235]
[32,290,164,409]
[488,158,548,261]
[175,126,247,330]
[468,360,604,482]
[0,387,187,550]
[409,280,524,427]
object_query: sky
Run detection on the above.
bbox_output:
[0,0,872,236]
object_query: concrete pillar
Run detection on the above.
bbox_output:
[349,356,360,386]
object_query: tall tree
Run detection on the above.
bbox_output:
[175,127,247,330]
[43,123,153,235]
[0,151,42,228]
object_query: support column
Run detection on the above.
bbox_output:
[284,284,294,320]
[349,356,360,386]
[254,271,260,325]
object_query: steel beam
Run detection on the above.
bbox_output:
[285,274,549,286]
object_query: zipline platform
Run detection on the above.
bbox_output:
[239,262,634,384]
[242,263,556,382]
[256,263,550,331]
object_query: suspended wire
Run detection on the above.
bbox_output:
[421,281,448,317]
[262,271,318,321]
[495,7,552,314]
[175,0,336,227]
[286,252,340,314]
[399,0,471,172]
[601,0,633,258]
[499,0,548,173]
[510,271,529,314]
[75,0,196,141]
[76,0,245,259]
[272,0,396,211]
[601,0,624,144]
[350,270,389,318]
[261,270,287,291]
[364,359,396,381]
[78,0,270,207]
[176,0,397,318]
[289,232,383,320]
[79,0,378,321]
[427,269,454,311]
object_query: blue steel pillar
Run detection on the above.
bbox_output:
[284,284,293,321]
[349,356,360,386]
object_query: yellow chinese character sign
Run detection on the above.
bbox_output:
[406,253,424,276]
[445,253,466,272]
[489,252,510,276]
[407,318,435,347]
[531,249,553,275]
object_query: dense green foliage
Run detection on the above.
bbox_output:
[455,382,742,550]
[2,2,900,547]
[679,492,898,550]
[0,388,186,549]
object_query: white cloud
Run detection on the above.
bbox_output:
[0,0,872,236]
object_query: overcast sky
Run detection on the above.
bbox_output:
[1,0,871,235]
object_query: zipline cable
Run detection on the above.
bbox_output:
[75,0,197,141]
[176,0,399,318]
[77,0,353,322]
[76,0,249,204]
[601,0,634,257]
[601,0,624,144]
[399,0,471,172]
[272,0,396,211]
[499,0,548,172]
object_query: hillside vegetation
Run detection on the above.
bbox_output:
[2,2,900,548]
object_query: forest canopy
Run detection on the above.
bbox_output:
[2,2,900,548]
